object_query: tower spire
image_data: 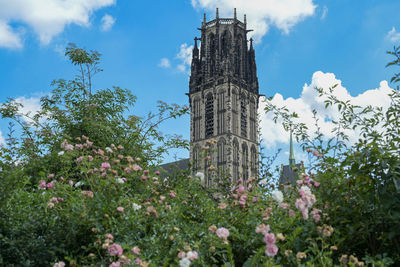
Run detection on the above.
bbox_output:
[234,8,237,20]
[216,8,219,19]
[289,128,295,166]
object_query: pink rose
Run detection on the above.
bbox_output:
[143,170,150,175]
[155,170,160,176]
[105,233,114,241]
[46,182,53,189]
[263,233,276,245]
[216,227,229,240]
[109,262,120,267]
[187,251,198,260]
[177,251,186,259]
[117,206,124,213]
[65,144,74,151]
[313,213,321,222]
[108,243,123,256]
[53,262,66,267]
[76,156,83,163]
[255,224,270,235]
[38,180,46,189]
[237,185,245,195]
[169,191,176,198]
[313,181,320,187]
[265,244,279,256]
[131,245,140,255]
[101,162,111,169]
[289,209,296,218]
[132,164,142,172]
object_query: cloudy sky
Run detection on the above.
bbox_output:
[0,0,399,165]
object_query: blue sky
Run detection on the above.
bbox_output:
[0,0,399,166]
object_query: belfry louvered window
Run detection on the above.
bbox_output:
[232,90,238,135]
[250,97,256,141]
[217,90,225,135]
[205,93,214,138]
[242,143,248,181]
[241,95,247,138]
[233,140,239,182]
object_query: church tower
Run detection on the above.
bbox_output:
[189,8,260,186]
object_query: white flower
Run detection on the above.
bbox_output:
[179,258,191,267]
[58,151,65,156]
[74,181,84,188]
[300,185,311,195]
[132,203,142,211]
[259,179,267,186]
[105,147,113,153]
[116,178,125,184]
[195,172,205,184]
[272,190,284,203]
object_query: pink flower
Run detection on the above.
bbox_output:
[132,164,142,172]
[68,180,74,186]
[313,181,320,187]
[76,156,83,163]
[108,243,123,256]
[143,170,150,175]
[53,262,66,267]
[279,203,290,209]
[289,209,296,218]
[237,185,245,195]
[255,224,270,235]
[131,245,140,255]
[46,182,53,189]
[50,197,58,203]
[38,180,46,189]
[134,258,142,265]
[177,251,186,259]
[301,209,309,220]
[313,213,321,222]
[117,206,124,213]
[155,170,160,176]
[101,162,111,169]
[109,262,120,267]
[64,144,74,151]
[295,198,306,211]
[252,197,258,203]
[265,244,279,257]
[237,178,243,184]
[75,144,83,150]
[98,149,104,156]
[81,190,94,198]
[296,180,303,185]
[88,155,93,162]
[135,157,141,162]
[105,233,114,241]
[216,227,230,240]
[48,173,55,179]
[187,251,198,260]
[169,191,176,198]
[263,233,276,245]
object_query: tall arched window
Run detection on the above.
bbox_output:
[242,143,248,182]
[193,97,201,140]
[232,89,238,135]
[233,139,240,183]
[217,90,225,135]
[250,145,257,178]
[217,138,226,177]
[193,145,200,172]
[249,97,256,141]
[205,93,214,138]
[241,93,247,138]
[221,30,232,59]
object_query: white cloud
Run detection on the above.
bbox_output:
[0,130,4,146]
[158,57,171,68]
[191,0,316,42]
[176,43,193,73]
[0,20,23,49]
[258,71,394,149]
[387,27,400,43]
[321,5,328,20]
[100,14,115,32]
[0,0,115,48]
[14,96,42,123]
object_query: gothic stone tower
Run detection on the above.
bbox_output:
[189,8,260,186]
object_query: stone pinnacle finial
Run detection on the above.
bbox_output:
[216,8,219,19]
[250,38,253,49]
[203,13,206,23]
[244,14,247,24]
[234,8,237,19]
